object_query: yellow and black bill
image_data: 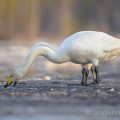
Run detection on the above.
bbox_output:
[4,76,19,88]
[4,76,13,88]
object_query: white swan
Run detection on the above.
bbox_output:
[30,42,96,85]
[4,31,120,87]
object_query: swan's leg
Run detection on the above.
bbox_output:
[83,69,89,85]
[87,60,101,85]
[91,66,101,83]
[95,66,100,83]
[81,64,94,85]
[89,66,100,85]
[84,64,95,85]
[81,64,89,85]
[90,66,96,82]
[81,68,87,85]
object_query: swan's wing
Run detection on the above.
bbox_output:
[100,36,120,52]
[103,44,120,52]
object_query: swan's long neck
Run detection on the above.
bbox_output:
[20,46,69,74]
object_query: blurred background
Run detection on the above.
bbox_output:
[1,1,120,119]
[1,0,120,39]
[1,0,120,80]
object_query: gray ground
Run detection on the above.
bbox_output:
[0,40,120,120]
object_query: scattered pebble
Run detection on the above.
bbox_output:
[109,88,114,91]
[45,76,51,80]
[51,88,54,91]
[70,89,76,92]
[34,88,37,90]
[29,88,34,90]
[97,89,100,92]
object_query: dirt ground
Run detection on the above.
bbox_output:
[0,40,120,120]
[0,76,120,120]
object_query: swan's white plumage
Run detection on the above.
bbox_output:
[7,31,120,83]
[31,42,55,51]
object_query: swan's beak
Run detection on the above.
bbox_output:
[4,76,13,88]
[13,79,19,87]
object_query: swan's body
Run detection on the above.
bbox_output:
[5,31,120,87]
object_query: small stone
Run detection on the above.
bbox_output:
[51,88,54,91]
[45,76,51,80]
[109,88,114,91]
[97,89,100,92]
[29,88,34,90]
[70,89,76,92]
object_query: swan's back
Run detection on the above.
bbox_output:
[58,31,120,53]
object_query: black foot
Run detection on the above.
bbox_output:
[87,80,100,86]
[81,82,84,86]
[81,82,87,86]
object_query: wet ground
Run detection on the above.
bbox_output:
[0,40,120,120]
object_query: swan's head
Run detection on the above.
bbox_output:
[4,67,24,88]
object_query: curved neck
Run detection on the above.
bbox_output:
[20,46,69,73]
